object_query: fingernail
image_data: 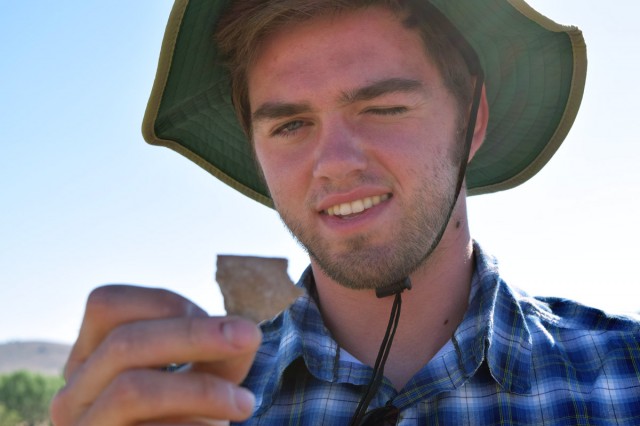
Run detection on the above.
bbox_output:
[234,387,255,414]
[221,318,260,347]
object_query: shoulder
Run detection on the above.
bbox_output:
[520,293,640,382]
[521,293,640,339]
[474,241,640,349]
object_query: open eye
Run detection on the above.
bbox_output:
[271,120,307,137]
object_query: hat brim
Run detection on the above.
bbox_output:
[142,0,586,207]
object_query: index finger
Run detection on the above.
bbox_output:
[65,285,208,379]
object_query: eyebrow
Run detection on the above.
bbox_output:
[340,78,425,104]
[252,102,313,123]
[251,78,425,124]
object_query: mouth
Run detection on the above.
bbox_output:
[323,194,390,217]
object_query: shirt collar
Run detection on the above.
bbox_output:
[258,241,533,412]
[252,268,340,415]
[453,242,533,393]
[286,267,340,382]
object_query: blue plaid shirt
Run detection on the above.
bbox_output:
[235,243,640,425]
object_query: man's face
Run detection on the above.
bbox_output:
[248,7,465,290]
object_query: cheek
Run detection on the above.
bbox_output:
[255,148,281,192]
[371,113,457,159]
[255,144,308,201]
[357,120,427,165]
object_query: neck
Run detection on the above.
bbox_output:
[311,208,474,390]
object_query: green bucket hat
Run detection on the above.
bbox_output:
[142,0,586,208]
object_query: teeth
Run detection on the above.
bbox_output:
[326,194,389,216]
[351,199,365,214]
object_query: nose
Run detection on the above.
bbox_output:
[312,116,367,181]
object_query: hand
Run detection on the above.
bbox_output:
[50,285,261,425]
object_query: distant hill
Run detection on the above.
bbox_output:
[0,341,71,376]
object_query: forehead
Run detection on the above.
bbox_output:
[247,7,441,104]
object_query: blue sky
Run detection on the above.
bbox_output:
[1,1,639,344]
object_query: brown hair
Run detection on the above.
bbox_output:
[215,0,475,138]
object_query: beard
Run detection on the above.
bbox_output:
[273,159,460,291]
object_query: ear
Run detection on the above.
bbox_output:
[468,83,489,163]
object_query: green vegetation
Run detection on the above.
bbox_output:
[0,371,64,426]
[0,404,23,426]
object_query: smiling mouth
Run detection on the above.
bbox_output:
[324,194,390,217]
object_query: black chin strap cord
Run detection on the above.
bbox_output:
[348,62,485,426]
[349,278,411,426]
[348,6,485,423]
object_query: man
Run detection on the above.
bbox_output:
[51,0,640,425]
